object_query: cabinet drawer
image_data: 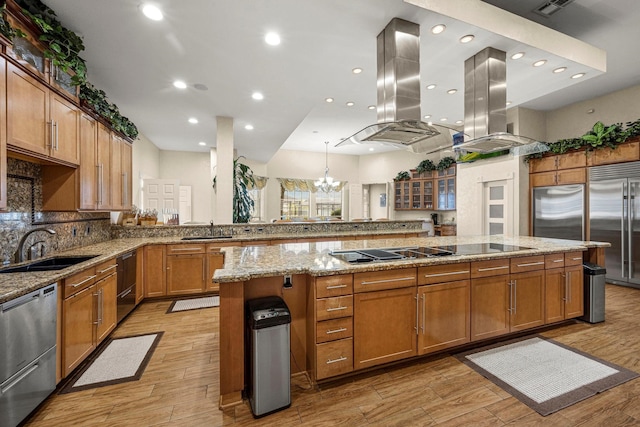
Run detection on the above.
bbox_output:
[166,244,205,255]
[418,262,470,285]
[565,251,584,266]
[529,156,557,173]
[63,267,97,298]
[470,259,510,278]
[95,258,117,281]
[354,268,416,293]
[510,255,545,273]
[316,295,353,321]
[544,253,565,269]
[206,242,236,251]
[316,317,353,343]
[315,274,353,298]
[316,338,353,380]
[557,168,586,185]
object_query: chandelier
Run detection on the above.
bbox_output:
[314,141,340,193]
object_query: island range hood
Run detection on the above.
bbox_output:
[337,18,463,154]
[339,19,548,156]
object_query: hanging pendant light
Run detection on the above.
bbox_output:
[315,141,340,193]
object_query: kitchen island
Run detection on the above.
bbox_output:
[213,235,608,409]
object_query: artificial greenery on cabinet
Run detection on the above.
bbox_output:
[394,171,411,181]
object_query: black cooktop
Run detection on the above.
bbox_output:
[431,243,531,255]
[330,246,453,263]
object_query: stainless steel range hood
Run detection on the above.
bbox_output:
[337,18,462,154]
[454,47,548,155]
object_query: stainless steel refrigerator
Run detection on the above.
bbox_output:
[589,162,640,287]
[532,184,585,241]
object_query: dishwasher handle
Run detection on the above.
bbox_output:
[0,285,53,312]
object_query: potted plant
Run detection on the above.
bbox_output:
[213,157,256,223]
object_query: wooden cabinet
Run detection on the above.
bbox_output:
[206,245,225,292]
[411,179,434,209]
[110,133,126,210]
[529,151,587,187]
[470,256,545,341]
[96,123,111,210]
[135,247,144,305]
[311,274,354,380]
[62,258,117,377]
[589,141,640,166]
[144,245,166,297]
[6,62,79,165]
[436,176,456,210]
[0,56,6,211]
[354,286,417,370]
[545,252,584,323]
[417,264,470,354]
[121,139,132,209]
[394,180,410,209]
[79,113,98,210]
[166,244,206,296]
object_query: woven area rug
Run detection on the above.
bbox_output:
[59,332,163,394]
[167,295,219,313]
[456,336,639,416]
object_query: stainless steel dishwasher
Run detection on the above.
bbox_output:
[1,283,57,427]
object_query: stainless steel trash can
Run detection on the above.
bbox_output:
[581,262,606,323]
[246,296,291,417]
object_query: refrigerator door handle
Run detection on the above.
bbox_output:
[628,183,635,281]
[623,184,628,279]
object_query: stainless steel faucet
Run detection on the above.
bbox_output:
[210,220,215,236]
[16,228,56,263]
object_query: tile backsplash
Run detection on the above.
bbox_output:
[0,158,111,265]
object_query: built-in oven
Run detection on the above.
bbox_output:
[116,251,136,323]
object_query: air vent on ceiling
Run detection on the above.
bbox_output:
[534,0,576,17]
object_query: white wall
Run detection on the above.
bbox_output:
[159,150,214,223]
[546,83,640,141]
[131,133,161,209]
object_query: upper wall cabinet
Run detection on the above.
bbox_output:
[0,56,7,211]
[6,58,80,166]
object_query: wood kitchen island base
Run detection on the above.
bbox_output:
[216,237,608,409]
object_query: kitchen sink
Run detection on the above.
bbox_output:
[0,255,99,273]
[181,235,234,240]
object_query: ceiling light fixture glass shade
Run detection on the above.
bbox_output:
[315,141,340,193]
[264,32,281,46]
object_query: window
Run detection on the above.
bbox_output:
[316,190,342,218]
[280,189,310,219]
[249,188,263,222]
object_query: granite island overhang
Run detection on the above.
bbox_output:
[214,235,610,409]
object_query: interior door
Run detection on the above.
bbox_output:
[143,179,180,212]
[483,180,510,236]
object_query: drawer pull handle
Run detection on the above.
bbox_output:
[97,264,117,274]
[572,257,582,261]
[423,270,469,278]
[360,276,414,285]
[70,275,97,288]
[326,327,347,334]
[477,266,508,272]
[326,356,347,364]
[171,247,202,252]
[552,259,563,263]
[516,261,544,267]
[326,284,347,290]
[326,306,347,312]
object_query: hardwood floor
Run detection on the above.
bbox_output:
[25,284,640,426]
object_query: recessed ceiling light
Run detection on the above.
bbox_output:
[511,52,525,60]
[571,73,586,79]
[325,97,334,103]
[367,105,376,110]
[533,60,547,67]
[440,118,448,122]
[173,80,187,89]
[198,142,206,146]
[346,101,354,107]
[553,67,567,73]
[245,124,254,130]
[264,32,281,46]
[431,24,446,34]
[447,89,457,94]
[369,147,375,152]
[459,34,474,43]
[426,84,436,90]
[424,114,431,119]
[188,117,198,124]
[455,120,463,125]
[252,92,264,100]
[141,3,163,21]
[352,67,363,74]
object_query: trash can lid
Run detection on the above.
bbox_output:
[246,296,291,328]
[583,262,606,275]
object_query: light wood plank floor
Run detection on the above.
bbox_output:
[25,284,640,426]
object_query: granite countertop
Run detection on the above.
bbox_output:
[0,234,609,304]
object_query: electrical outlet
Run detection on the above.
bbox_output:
[85,225,91,235]
[283,275,293,289]
[72,227,77,237]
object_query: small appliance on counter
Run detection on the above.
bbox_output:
[430,213,439,225]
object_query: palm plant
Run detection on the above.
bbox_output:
[213,157,256,223]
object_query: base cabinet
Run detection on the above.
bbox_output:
[354,287,417,370]
[166,244,206,296]
[546,264,584,323]
[144,245,166,297]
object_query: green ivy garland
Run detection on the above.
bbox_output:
[394,171,411,181]
[437,156,456,170]
[415,159,436,174]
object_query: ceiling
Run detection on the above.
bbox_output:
[42,0,640,162]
